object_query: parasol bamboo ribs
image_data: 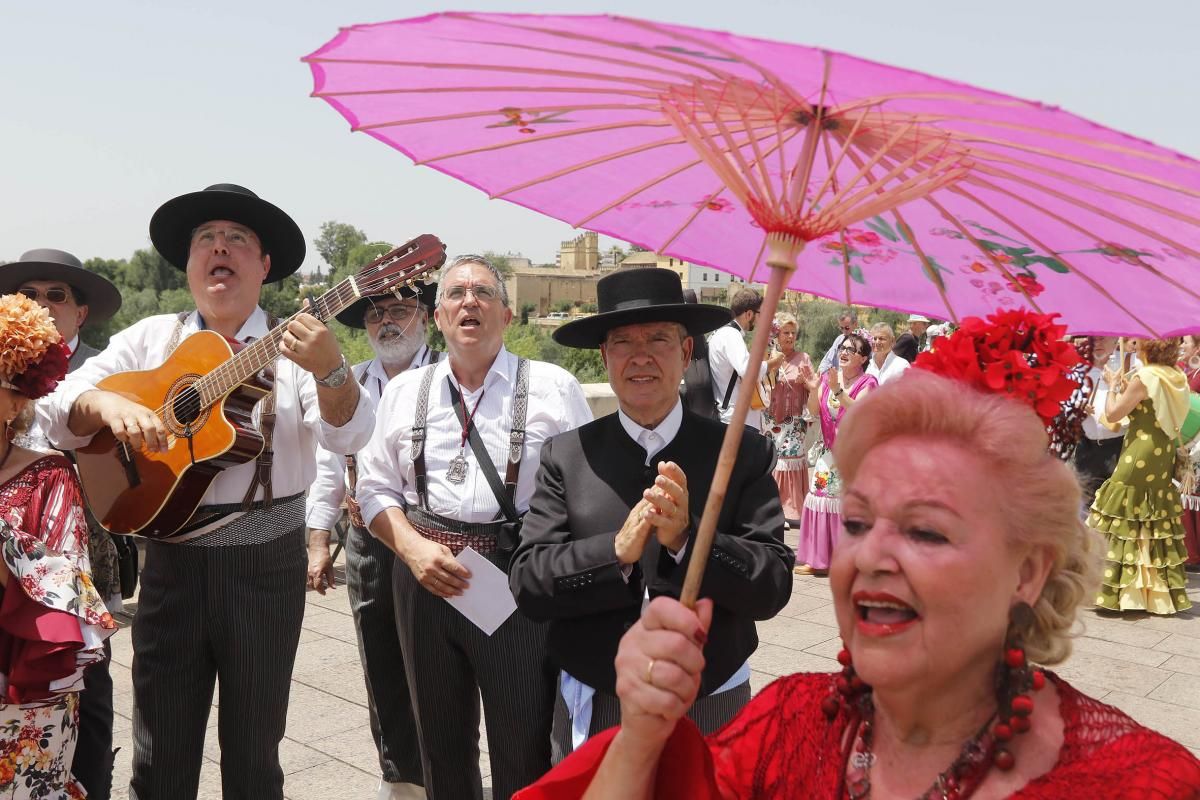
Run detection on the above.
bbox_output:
[681,234,800,608]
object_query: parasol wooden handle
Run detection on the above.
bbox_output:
[680,245,797,608]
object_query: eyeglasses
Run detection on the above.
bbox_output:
[190,226,259,249]
[837,345,861,355]
[364,303,421,324]
[19,287,71,304]
[442,284,500,303]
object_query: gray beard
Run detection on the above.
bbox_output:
[370,324,424,369]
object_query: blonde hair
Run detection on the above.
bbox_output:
[775,312,798,330]
[833,369,1096,665]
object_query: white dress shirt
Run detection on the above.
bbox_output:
[305,346,436,531]
[38,309,376,537]
[356,346,592,527]
[1082,364,1126,441]
[616,401,683,466]
[818,333,847,374]
[708,322,766,429]
[867,352,910,385]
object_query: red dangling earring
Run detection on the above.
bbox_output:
[991,602,1045,771]
[823,645,870,719]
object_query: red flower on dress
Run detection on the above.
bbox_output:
[11,340,69,400]
[914,309,1082,426]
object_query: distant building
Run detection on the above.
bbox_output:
[555,231,600,272]
[616,251,746,303]
[599,245,626,271]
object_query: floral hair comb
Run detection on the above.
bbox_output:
[913,308,1084,428]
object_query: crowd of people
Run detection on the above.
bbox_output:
[0,182,1198,799]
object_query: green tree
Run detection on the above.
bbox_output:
[482,251,513,279]
[335,241,395,285]
[83,257,125,286]
[313,221,367,276]
[260,276,302,321]
[121,248,186,293]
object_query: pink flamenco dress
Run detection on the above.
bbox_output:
[0,455,117,799]
[761,351,812,526]
[796,372,877,571]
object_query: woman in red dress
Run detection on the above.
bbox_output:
[518,313,1200,800]
[0,294,117,799]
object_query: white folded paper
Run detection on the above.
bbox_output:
[444,546,518,636]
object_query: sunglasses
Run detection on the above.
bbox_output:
[837,345,861,355]
[19,287,72,304]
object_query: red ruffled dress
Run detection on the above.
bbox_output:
[0,455,117,799]
[517,672,1200,799]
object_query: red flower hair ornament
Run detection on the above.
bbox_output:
[0,293,70,400]
[914,309,1083,427]
[11,340,70,400]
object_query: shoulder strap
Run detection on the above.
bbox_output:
[343,366,375,493]
[164,311,190,356]
[720,322,742,410]
[411,364,439,511]
[241,313,281,510]
[722,371,738,410]
[447,357,529,522]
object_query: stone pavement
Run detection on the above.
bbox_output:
[105,531,1200,798]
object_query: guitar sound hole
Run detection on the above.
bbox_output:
[172,385,204,426]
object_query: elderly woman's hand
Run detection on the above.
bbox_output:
[798,362,819,392]
[614,596,712,750]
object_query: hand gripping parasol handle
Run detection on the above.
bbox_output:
[681,236,801,608]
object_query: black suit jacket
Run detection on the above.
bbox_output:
[509,410,793,695]
[68,341,101,374]
[892,332,920,363]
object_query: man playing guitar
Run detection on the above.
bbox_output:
[37,183,376,800]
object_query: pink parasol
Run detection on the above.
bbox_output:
[304,12,1200,603]
[305,12,1200,337]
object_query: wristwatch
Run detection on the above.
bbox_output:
[315,355,350,388]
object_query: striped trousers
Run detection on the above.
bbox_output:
[129,530,306,800]
[392,557,555,800]
[344,523,423,784]
[551,680,752,763]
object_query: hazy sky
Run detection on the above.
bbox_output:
[2,1,1195,270]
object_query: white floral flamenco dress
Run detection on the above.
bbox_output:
[0,455,117,799]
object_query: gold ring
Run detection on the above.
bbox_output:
[645,658,656,686]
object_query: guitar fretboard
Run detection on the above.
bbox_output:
[192,281,361,407]
[183,234,443,410]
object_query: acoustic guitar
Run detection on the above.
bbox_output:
[75,234,446,539]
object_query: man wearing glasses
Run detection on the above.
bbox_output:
[39,184,373,800]
[1,249,125,800]
[817,310,859,373]
[305,283,439,800]
[357,255,591,800]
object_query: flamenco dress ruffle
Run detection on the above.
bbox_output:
[1089,401,1192,614]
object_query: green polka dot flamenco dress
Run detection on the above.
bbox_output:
[1089,397,1191,614]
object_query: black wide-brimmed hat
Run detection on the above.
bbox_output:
[553,268,730,349]
[149,183,306,283]
[334,281,438,329]
[0,248,122,325]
